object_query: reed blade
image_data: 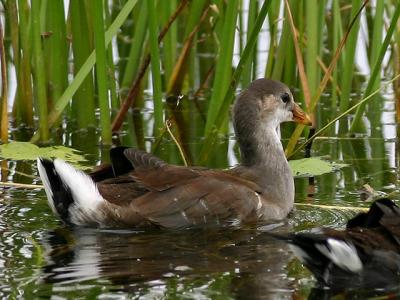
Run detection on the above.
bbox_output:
[92,0,112,144]
[30,0,139,143]
[31,0,49,142]
[350,1,400,133]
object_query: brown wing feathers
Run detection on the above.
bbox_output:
[93,148,263,228]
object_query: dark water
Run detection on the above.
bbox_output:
[0,92,399,299]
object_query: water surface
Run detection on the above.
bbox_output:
[0,90,399,299]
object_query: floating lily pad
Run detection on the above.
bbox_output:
[289,157,347,177]
[0,142,88,168]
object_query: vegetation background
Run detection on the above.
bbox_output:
[0,1,399,297]
[0,0,399,165]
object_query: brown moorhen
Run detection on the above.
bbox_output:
[276,198,400,289]
[37,78,311,229]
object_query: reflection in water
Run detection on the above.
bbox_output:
[40,217,400,299]
[290,206,355,231]
[42,225,295,299]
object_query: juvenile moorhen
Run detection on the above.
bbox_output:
[37,78,311,229]
[277,198,400,289]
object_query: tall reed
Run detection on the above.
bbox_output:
[0,20,8,143]
[147,0,164,138]
[339,0,363,115]
[199,0,272,163]
[31,0,49,142]
[350,2,400,133]
[43,0,68,108]
[0,1,396,173]
[31,0,138,143]
[92,0,112,144]
[305,0,319,97]
[160,1,177,82]
[204,0,239,135]
[10,0,34,127]
[69,0,96,128]
[241,0,258,87]
[120,0,148,94]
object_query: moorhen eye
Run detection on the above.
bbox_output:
[281,93,290,104]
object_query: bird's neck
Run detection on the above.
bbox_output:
[239,125,286,168]
[238,125,294,211]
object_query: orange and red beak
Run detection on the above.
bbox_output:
[292,102,312,125]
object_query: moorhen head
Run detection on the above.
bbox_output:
[276,198,400,290]
[37,78,311,229]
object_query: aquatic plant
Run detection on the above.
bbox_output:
[0,0,397,165]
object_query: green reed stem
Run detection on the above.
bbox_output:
[166,0,208,95]
[70,0,96,128]
[369,1,385,69]
[238,1,244,56]
[339,0,363,113]
[310,1,368,113]
[306,0,319,96]
[185,0,209,37]
[31,0,138,143]
[282,0,312,156]
[316,0,326,82]
[213,0,225,38]
[160,0,177,81]
[111,0,188,133]
[147,0,164,137]
[92,0,112,144]
[7,1,19,72]
[204,0,239,135]
[31,0,49,142]
[104,0,119,111]
[271,1,295,81]
[241,0,257,87]
[369,0,384,90]
[43,0,68,107]
[199,0,272,163]
[331,0,342,109]
[7,0,19,121]
[264,0,281,79]
[350,2,400,133]
[0,20,8,143]
[167,5,210,96]
[290,73,400,158]
[121,0,148,92]
[285,0,368,157]
[284,0,311,106]
[282,0,298,86]
[13,0,34,126]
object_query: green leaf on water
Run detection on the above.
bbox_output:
[0,142,40,160]
[38,146,86,163]
[289,157,347,177]
[0,142,88,168]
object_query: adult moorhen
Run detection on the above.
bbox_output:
[277,198,400,289]
[37,78,311,229]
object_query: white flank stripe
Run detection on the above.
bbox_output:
[315,238,363,273]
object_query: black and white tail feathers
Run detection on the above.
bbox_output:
[274,198,400,288]
[281,231,363,285]
[37,158,105,226]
